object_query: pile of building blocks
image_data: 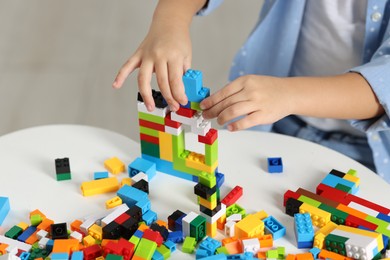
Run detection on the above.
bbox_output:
[137,69,224,238]
[284,168,390,259]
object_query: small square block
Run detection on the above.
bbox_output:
[104,157,125,175]
[267,157,283,173]
[94,171,109,180]
[51,223,68,239]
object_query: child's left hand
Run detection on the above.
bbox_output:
[200,75,294,131]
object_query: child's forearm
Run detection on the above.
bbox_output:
[286,72,384,120]
[151,0,207,30]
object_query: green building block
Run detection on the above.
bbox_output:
[5,225,23,239]
[30,214,43,226]
[141,140,160,158]
[56,173,71,181]
[182,236,196,254]
[318,204,348,225]
[129,235,141,249]
[156,244,170,259]
[266,249,278,258]
[325,233,348,255]
[105,254,124,260]
[139,126,160,138]
[226,203,246,218]
[205,141,218,166]
[216,246,229,255]
[198,171,216,188]
[190,215,206,241]
[298,195,321,208]
[134,238,157,259]
[347,169,357,176]
[335,183,352,193]
[138,112,165,125]
[277,247,285,258]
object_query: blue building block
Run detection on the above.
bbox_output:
[226,252,254,259]
[93,171,109,180]
[142,210,157,226]
[164,240,176,253]
[152,250,164,260]
[19,252,30,260]
[309,247,321,259]
[71,251,84,260]
[321,173,358,194]
[215,171,225,188]
[17,226,37,242]
[198,237,222,256]
[267,157,283,173]
[46,239,54,251]
[167,230,184,243]
[294,213,314,248]
[202,254,228,260]
[180,101,191,109]
[377,212,390,223]
[196,249,211,259]
[0,196,10,225]
[133,229,144,239]
[117,184,148,207]
[128,157,156,180]
[135,197,151,215]
[263,216,286,240]
[51,253,69,260]
[182,69,210,103]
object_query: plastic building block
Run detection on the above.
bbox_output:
[128,157,156,180]
[150,223,169,241]
[294,213,314,248]
[0,197,11,225]
[267,157,283,173]
[182,69,210,103]
[142,210,157,226]
[226,203,246,218]
[234,213,265,239]
[17,226,37,242]
[263,215,286,240]
[221,186,243,207]
[71,251,84,260]
[104,157,126,175]
[133,238,157,259]
[51,223,68,239]
[199,237,222,256]
[190,215,207,241]
[81,177,120,196]
[198,128,218,145]
[55,158,71,181]
[5,225,23,239]
[51,253,69,260]
[94,171,109,180]
[105,196,123,209]
[142,229,163,246]
[182,236,196,254]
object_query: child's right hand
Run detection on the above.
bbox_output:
[112,0,207,112]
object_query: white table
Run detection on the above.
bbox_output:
[0,125,389,259]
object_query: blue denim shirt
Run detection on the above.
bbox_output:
[199,0,390,182]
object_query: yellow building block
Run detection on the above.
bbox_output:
[83,235,96,247]
[299,203,331,228]
[206,221,217,238]
[199,196,217,209]
[313,232,325,249]
[315,221,338,236]
[81,177,119,196]
[234,214,264,238]
[105,196,123,209]
[104,157,125,174]
[17,222,29,231]
[88,224,103,241]
[253,210,268,220]
[121,177,132,187]
[159,131,173,162]
[185,152,218,173]
[342,173,360,186]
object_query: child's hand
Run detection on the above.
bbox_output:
[200,75,294,131]
[112,24,191,112]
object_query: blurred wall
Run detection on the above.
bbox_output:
[0,0,262,141]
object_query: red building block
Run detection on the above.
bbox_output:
[345,214,378,231]
[176,107,196,118]
[83,244,102,260]
[198,128,218,145]
[344,194,390,215]
[140,133,159,145]
[139,119,165,132]
[164,113,182,128]
[221,186,243,207]
[142,229,163,246]
[283,190,300,207]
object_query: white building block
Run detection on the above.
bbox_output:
[0,235,32,252]
[224,221,236,237]
[181,212,198,237]
[138,102,169,117]
[101,203,129,227]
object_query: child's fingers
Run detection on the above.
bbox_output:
[113,56,141,89]
[137,61,155,111]
[200,80,242,110]
[202,90,246,120]
[168,61,187,105]
[226,110,263,131]
[155,62,179,111]
[215,101,257,126]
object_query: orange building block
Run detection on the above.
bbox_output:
[224,240,242,254]
[258,234,273,248]
[52,239,80,254]
[318,249,353,260]
[25,230,39,245]
[29,209,46,220]
[257,251,267,259]
[296,252,314,260]
[286,254,296,260]
[0,244,8,255]
[37,218,54,232]
[70,219,83,233]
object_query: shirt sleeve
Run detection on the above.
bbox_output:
[349,34,390,132]
[196,0,224,16]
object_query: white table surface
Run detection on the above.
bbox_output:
[0,124,389,259]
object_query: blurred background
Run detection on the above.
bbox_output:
[0,0,262,141]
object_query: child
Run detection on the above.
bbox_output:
[112,0,390,183]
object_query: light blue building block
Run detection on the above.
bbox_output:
[71,251,84,260]
[182,70,210,103]
[321,173,358,194]
[93,171,109,180]
[198,237,222,256]
[0,196,10,225]
[263,215,286,240]
[51,253,69,260]
[142,210,157,225]
[128,157,156,180]
[117,184,148,207]
[294,213,314,243]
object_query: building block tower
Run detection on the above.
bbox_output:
[137,69,225,237]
